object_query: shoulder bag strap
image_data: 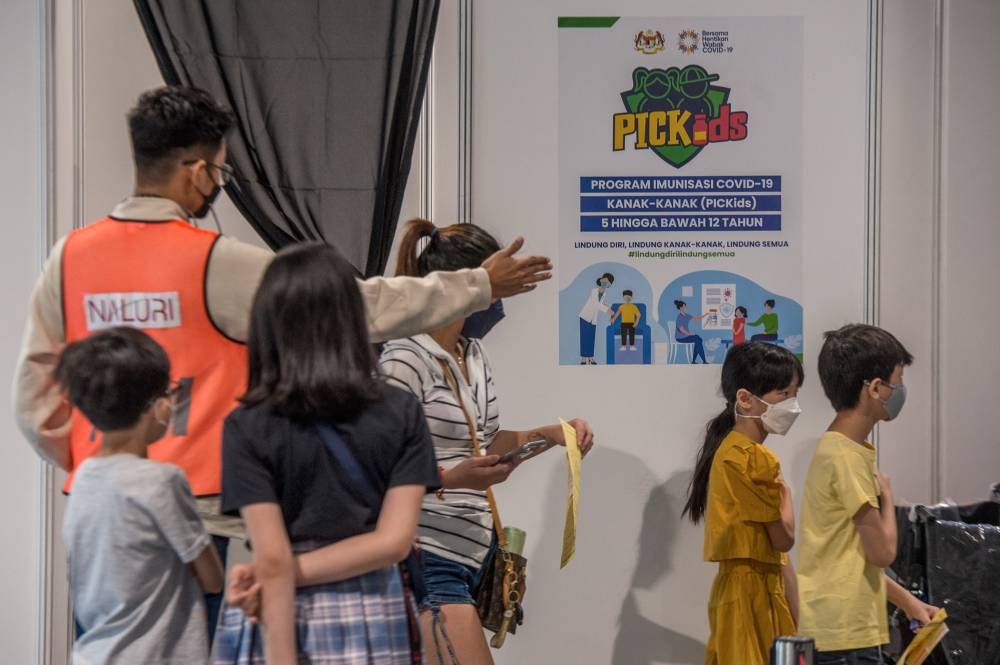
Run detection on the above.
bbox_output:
[316,421,383,513]
[436,357,508,549]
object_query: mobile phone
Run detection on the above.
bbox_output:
[498,438,552,465]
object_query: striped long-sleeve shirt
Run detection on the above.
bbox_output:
[379,335,500,568]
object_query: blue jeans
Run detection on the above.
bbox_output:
[205,535,229,644]
[419,548,494,610]
[815,647,881,665]
[675,334,706,362]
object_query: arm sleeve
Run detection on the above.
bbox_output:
[379,347,427,399]
[388,394,441,491]
[12,236,72,469]
[748,315,764,326]
[831,451,880,517]
[204,236,274,343]
[221,415,279,515]
[148,468,212,564]
[721,446,783,523]
[358,269,491,343]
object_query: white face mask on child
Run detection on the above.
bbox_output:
[735,395,802,436]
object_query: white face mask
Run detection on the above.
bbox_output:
[735,394,802,436]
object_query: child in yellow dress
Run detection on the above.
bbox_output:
[682,341,804,665]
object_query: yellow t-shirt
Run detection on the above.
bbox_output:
[797,431,887,651]
[704,431,784,564]
[617,303,640,324]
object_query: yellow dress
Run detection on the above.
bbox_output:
[703,431,795,665]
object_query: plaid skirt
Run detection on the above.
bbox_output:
[213,557,419,665]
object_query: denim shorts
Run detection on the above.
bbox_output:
[815,646,882,665]
[418,541,497,611]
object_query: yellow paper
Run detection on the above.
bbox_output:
[899,608,949,665]
[560,418,582,568]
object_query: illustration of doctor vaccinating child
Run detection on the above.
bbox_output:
[578,272,615,364]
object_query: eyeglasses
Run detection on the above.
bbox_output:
[182,159,234,186]
[160,380,192,411]
[164,380,183,400]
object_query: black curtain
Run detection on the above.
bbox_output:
[133,1,439,277]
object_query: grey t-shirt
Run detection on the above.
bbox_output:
[64,454,211,665]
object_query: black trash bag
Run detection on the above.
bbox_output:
[890,500,1000,665]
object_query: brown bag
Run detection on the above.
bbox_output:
[437,358,526,648]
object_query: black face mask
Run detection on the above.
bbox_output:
[461,299,505,339]
[192,183,222,219]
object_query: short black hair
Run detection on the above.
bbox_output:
[735,305,748,317]
[243,243,381,422]
[818,323,914,411]
[765,299,776,308]
[674,299,686,309]
[623,289,633,297]
[127,86,235,183]
[596,273,615,286]
[55,327,170,431]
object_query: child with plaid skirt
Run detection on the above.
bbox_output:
[212,244,439,665]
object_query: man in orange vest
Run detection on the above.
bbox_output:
[14,85,551,636]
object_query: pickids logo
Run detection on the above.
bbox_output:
[613,65,749,169]
[633,29,666,55]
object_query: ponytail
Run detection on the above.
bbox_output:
[682,406,736,524]
[393,217,501,278]
[394,218,437,277]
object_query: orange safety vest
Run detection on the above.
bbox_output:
[61,217,248,496]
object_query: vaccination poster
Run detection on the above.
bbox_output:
[558,17,804,366]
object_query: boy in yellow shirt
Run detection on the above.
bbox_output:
[798,324,938,664]
[610,290,641,351]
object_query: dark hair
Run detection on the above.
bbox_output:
[682,342,804,524]
[765,299,776,308]
[735,306,748,317]
[623,289,633,297]
[127,86,235,184]
[596,273,615,286]
[54,327,170,431]
[818,323,913,411]
[243,243,380,421]
[394,218,501,277]
[674,300,686,310]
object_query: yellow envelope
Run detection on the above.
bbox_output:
[559,418,582,568]
[899,608,949,665]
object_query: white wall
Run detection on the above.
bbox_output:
[0,1,45,664]
[6,0,998,662]
[472,3,871,664]
[878,0,1000,505]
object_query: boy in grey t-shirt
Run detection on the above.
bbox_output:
[57,328,224,665]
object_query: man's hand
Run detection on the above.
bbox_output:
[444,455,517,491]
[481,237,552,298]
[226,563,261,623]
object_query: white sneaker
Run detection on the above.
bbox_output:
[619,345,626,351]
[629,345,636,351]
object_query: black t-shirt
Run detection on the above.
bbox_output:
[221,384,439,543]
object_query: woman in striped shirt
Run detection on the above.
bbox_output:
[381,219,593,665]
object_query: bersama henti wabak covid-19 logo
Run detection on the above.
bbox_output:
[613,65,749,169]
